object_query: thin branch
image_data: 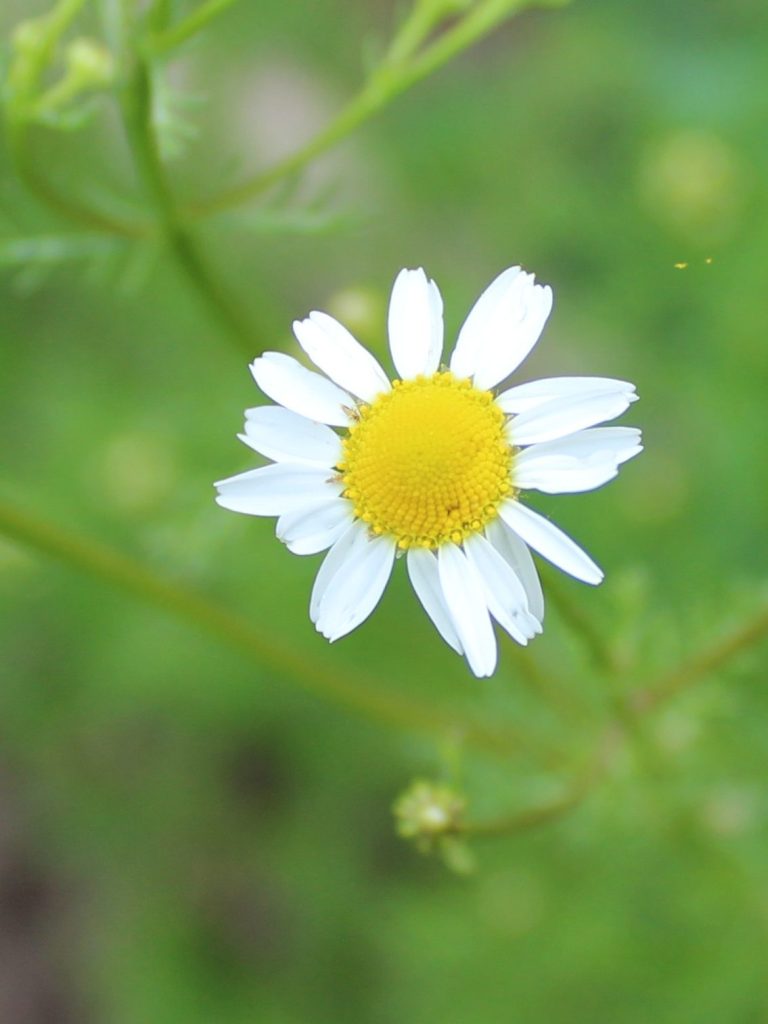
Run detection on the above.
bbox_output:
[543,570,618,675]
[149,0,240,54]
[118,51,257,355]
[4,0,146,237]
[632,606,768,713]
[187,0,566,219]
[459,719,621,839]
[462,788,585,837]
[0,494,563,765]
[6,123,148,237]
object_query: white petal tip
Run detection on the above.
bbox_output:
[214,495,240,512]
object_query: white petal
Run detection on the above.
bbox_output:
[500,501,603,585]
[313,529,396,642]
[514,456,621,494]
[388,267,444,379]
[276,499,352,555]
[510,390,638,446]
[514,427,643,494]
[518,426,642,461]
[250,352,353,427]
[406,547,463,655]
[464,534,541,644]
[310,522,362,622]
[450,267,522,379]
[293,311,390,402]
[437,544,497,677]
[215,463,341,516]
[450,268,553,390]
[497,376,636,415]
[485,518,544,622]
[240,406,342,467]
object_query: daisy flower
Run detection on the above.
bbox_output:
[215,267,641,677]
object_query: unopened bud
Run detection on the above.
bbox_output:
[393,779,465,850]
[65,38,114,88]
[12,18,48,55]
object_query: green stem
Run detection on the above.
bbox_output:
[633,605,768,713]
[118,51,256,355]
[5,0,146,236]
[383,0,452,66]
[461,720,619,839]
[10,0,89,97]
[542,570,667,777]
[146,0,173,33]
[502,637,592,723]
[6,121,147,236]
[544,570,618,674]
[0,495,560,764]
[188,0,564,219]
[186,73,397,217]
[462,772,595,838]
[150,0,239,53]
[462,791,582,837]
[402,0,565,83]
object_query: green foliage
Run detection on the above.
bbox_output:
[1,0,767,1021]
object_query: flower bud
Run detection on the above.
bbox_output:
[393,779,465,850]
[64,38,115,89]
[12,18,48,55]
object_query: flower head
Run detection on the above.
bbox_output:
[393,779,466,849]
[215,267,641,677]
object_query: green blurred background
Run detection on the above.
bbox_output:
[2,0,768,1021]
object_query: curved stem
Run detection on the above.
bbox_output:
[118,49,256,355]
[0,494,562,765]
[633,605,768,713]
[6,121,147,237]
[462,770,596,838]
[382,0,453,67]
[543,570,618,674]
[188,0,564,219]
[186,74,398,218]
[462,790,584,837]
[149,0,239,54]
[4,0,145,236]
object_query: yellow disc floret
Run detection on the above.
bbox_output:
[338,371,514,550]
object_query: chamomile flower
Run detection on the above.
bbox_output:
[215,267,641,677]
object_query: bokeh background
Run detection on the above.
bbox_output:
[2,0,768,1021]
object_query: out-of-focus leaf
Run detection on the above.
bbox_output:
[0,233,123,268]
[152,73,204,161]
[227,204,353,236]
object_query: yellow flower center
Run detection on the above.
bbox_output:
[338,371,514,550]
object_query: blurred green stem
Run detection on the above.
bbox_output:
[118,47,256,355]
[188,0,567,218]
[543,571,667,777]
[461,725,617,838]
[463,769,597,838]
[544,571,618,675]
[4,0,145,236]
[5,121,146,236]
[149,0,240,53]
[462,788,585,837]
[460,587,768,839]
[634,605,768,713]
[0,495,560,764]
[383,0,457,66]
